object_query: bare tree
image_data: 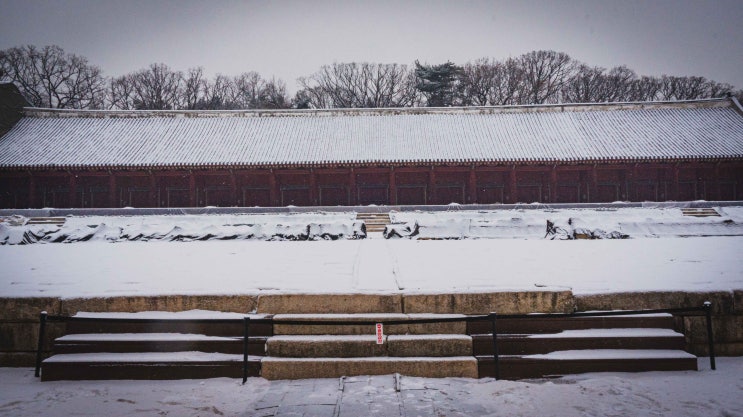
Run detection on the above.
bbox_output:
[459,58,497,106]
[459,58,525,106]
[562,65,607,103]
[298,62,418,108]
[706,80,735,98]
[602,66,637,102]
[256,78,291,109]
[231,72,264,108]
[658,75,708,100]
[182,67,206,110]
[518,50,575,104]
[127,63,184,110]
[293,84,332,109]
[0,45,106,109]
[563,65,638,103]
[107,75,137,110]
[627,76,662,101]
[198,74,238,109]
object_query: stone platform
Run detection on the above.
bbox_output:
[2,289,742,368]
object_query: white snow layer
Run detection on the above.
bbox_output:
[527,328,682,338]
[524,349,697,360]
[42,352,246,363]
[72,310,267,319]
[1,358,741,417]
[0,207,742,297]
[1,236,742,297]
[57,333,239,342]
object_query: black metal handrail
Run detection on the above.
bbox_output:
[35,303,716,383]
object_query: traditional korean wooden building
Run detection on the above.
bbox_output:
[1,84,742,209]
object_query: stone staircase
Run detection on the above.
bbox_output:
[261,314,477,379]
[680,208,720,217]
[355,212,390,233]
[40,310,698,381]
[469,314,697,379]
[40,315,271,381]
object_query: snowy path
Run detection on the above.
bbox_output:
[0,236,741,297]
[1,358,741,416]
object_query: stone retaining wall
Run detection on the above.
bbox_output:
[1,290,741,366]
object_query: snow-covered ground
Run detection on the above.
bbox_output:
[1,237,742,297]
[1,206,742,297]
[1,358,741,417]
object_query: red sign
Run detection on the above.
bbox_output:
[376,323,384,344]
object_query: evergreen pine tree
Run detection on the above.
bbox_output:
[414,60,462,107]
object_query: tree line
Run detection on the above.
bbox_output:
[1,45,740,110]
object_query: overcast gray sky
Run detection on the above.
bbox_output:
[1,0,741,93]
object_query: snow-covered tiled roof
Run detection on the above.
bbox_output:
[1,98,742,170]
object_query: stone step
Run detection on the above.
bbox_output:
[64,317,273,337]
[41,352,261,381]
[261,356,478,380]
[467,314,676,334]
[356,213,390,233]
[272,314,467,335]
[477,349,698,379]
[680,208,720,217]
[53,333,268,356]
[266,334,472,357]
[472,328,686,355]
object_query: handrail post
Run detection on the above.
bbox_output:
[35,311,47,378]
[243,316,250,384]
[489,312,500,380]
[703,301,715,370]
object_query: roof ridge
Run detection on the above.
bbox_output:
[20,98,733,119]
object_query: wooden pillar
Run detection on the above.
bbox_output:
[428,167,436,205]
[269,169,278,206]
[148,171,158,208]
[696,166,705,200]
[28,172,37,209]
[590,165,598,203]
[628,164,638,202]
[68,172,77,208]
[579,170,588,202]
[189,171,197,207]
[349,168,357,205]
[508,166,517,204]
[714,162,721,201]
[549,166,557,203]
[229,170,237,206]
[108,171,117,208]
[309,168,317,206]
[468,166,477,204]
[389,167,397,205]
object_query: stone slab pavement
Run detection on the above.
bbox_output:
[241,374,491,417]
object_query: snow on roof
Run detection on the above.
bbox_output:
[1,98,742,170]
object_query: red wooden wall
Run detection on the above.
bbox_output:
[2,162,742,209]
